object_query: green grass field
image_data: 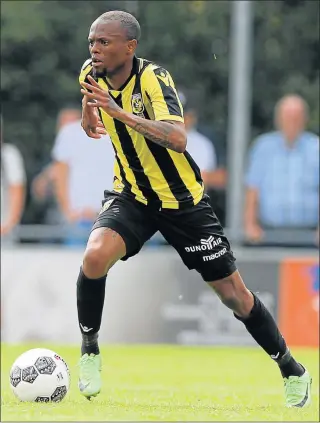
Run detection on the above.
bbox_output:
[1,344,319,421]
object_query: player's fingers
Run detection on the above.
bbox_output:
[80,89,99,98]
[87,75,102,88]
[81,81,102,93]
[87,101,104,107]
[97,123,106,131]
[96,127,107,135]
[88,130,102,139]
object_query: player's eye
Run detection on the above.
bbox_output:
[101,40,109,46]
[88,40,94,47]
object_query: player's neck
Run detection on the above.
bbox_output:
[106,59,135,91]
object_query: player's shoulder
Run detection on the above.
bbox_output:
[139,58,173,83]
[81,58,92,72]
[79,58,93,81]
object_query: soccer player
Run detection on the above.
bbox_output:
[77,11,312,407]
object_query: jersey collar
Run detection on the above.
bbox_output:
[102,56,139,92]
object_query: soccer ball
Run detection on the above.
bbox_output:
[9,348,70,402]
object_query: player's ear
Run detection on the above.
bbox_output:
[127,39,137,55]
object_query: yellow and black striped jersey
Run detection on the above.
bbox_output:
[79,56,204,209]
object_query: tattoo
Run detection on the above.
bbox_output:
[132,120,179,151]
[95,227,119,240]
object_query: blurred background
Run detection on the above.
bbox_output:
[1,0,319,348]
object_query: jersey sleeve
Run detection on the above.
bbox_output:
[79,59,93,86]
[142,66,184,122]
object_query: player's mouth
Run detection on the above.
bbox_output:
[92,58,104,67]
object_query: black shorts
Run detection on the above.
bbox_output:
[92,191,237,282]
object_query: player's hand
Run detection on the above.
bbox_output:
[245,223,264,243]
[81,75,122,119]
[81,95,107,139]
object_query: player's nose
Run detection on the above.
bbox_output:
[90,42,100,54]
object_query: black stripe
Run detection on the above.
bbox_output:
[113,147,132,193]
[184,151,203,185]
[113,96,161,204]
[153,68,182,117]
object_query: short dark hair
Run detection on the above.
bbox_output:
[98,10,141,42]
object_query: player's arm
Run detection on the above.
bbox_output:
[119,116,186,153]
[81,74,187,153]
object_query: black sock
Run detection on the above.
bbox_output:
[76,267,106,356]
[234,292,304,378]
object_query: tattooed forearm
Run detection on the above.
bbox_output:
[116,110,187,152]
[133,121,176,150]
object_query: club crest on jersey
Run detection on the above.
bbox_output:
[131,93,145,115]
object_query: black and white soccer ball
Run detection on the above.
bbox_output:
[9,348,70,402]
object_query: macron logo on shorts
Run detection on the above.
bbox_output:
[185,236,222,253]
[203,248,227,261]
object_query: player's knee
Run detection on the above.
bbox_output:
[83,246,112,279]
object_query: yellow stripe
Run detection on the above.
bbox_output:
[168,150,204,205]
[79,62,92,85]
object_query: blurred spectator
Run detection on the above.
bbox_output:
[1,115,26,241]
[179,91,227,190]
[56,107,82,131]
[32,107,82,208]
[244,95,319,243]
[51,118,114,245]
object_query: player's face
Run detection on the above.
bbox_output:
[88,20,135,78]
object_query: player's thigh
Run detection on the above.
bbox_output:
[91,191,157,261]
[159,194,237,282]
